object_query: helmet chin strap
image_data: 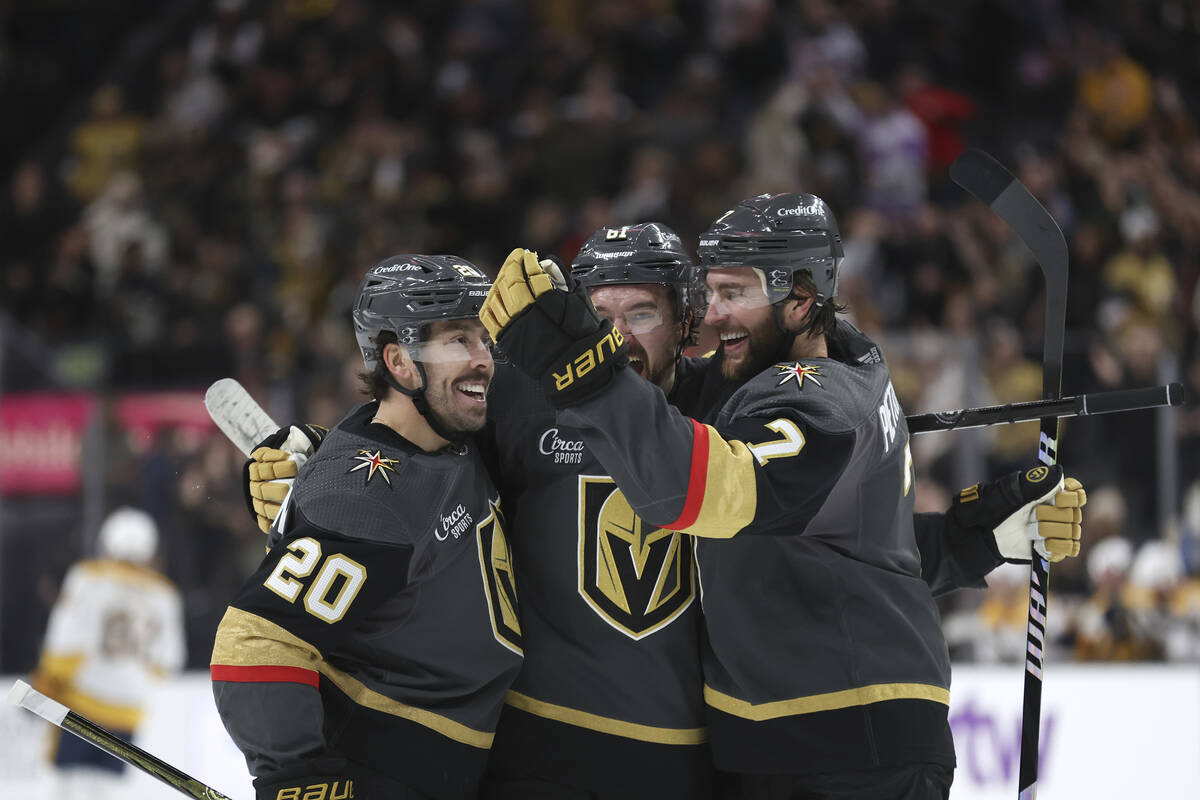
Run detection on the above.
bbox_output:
[382,362,469,445]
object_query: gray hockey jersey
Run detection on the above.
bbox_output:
[212,402,522,799]
[559,322,956,775]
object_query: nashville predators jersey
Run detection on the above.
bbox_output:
[211,402,522,800]
[33,559,184,733]
[559,321,956,775]
[481,356,734,799]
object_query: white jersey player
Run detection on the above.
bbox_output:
[31,507,186,800]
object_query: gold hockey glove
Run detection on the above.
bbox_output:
[481,247,628,407]
[951,465,1086,564]
[243,424,328,533]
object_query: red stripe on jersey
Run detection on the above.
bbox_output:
[211,664,319,687]
[664,418,709,530]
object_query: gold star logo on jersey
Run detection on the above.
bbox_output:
[776,362,823,389]
[348,450,398,485]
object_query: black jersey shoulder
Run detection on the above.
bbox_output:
[290,403,482,548]
[719,322,893,434]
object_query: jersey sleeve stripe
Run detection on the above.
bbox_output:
[212,607,497,748]
[663,423,757,539]
[210,664,319,687]
[665,418,710,530]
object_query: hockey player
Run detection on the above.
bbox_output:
[32,507,185,800]
[479,192,1087,799]
[249,224,731,800]
[480,224,731,799]
[211,255,522,800]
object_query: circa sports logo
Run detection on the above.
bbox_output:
[437,503,473,541]
[539,427,585,464]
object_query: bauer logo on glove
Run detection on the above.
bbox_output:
[480,248,629,407]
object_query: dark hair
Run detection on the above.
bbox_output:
[358,330,399,401]
[792,269,846,337]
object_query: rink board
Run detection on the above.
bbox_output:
[0,665,1197,799]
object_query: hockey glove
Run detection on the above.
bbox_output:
[243,423,328,533]
[481,247,628,407]
[949,465,1087,564]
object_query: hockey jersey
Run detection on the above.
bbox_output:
[211,403,522,799]
[34,559,185,734]
[480,356,735,798]
[559,321,958,775]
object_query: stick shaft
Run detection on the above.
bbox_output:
[906,382,1185,434]
[952,148,1069,799]
[10,680,231,799]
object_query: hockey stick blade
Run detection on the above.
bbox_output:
[906,381,1185,434]
[205,378,279,456]
[952,148,1069,800]
[9,680,233,800]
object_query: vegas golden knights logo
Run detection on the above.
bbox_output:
[477,499,522,654]
[578,476,695,639]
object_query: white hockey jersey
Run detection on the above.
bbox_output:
[34,559,185,732]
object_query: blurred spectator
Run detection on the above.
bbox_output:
[1073,535,1147,660]
[30,508,185,799]
[65,85,145,202]
[1075,28,1153,146]
[84,172,169,296]
[1124,540,1198,661]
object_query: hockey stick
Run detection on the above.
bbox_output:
[205,378,280,457]
[951,148,1068,800]
[906,381,1185,434]
[8,680,233,800]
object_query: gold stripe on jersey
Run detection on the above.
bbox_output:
[213,607,495,748]
[504,690,708,745]
[64,687,143,730]
[35,653,85,684]
[676,425,757,539]
[79,559,177,590]
[704,682,950,721]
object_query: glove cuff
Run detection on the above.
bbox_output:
[540,318,629,408]
[948,465,1063,563]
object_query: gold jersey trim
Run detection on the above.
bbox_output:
[504,690,708,745]
[681,425,758,539]
[79,559,176,591]
[64,687,143,730]
[704,681,950,721]
[212,607,494,749]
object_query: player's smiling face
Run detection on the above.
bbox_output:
[590,284,681,392]
[419,319,494,434]
[703,268,783,381]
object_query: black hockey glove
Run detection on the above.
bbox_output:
[948,465,1086,564]
[242,423,328,533]
[481,247,628,408]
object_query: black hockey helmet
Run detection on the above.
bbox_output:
[352,254,492,369]
[571,222,701,331]
[697,192,842,307]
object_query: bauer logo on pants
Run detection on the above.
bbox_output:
[577,476,695,640]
